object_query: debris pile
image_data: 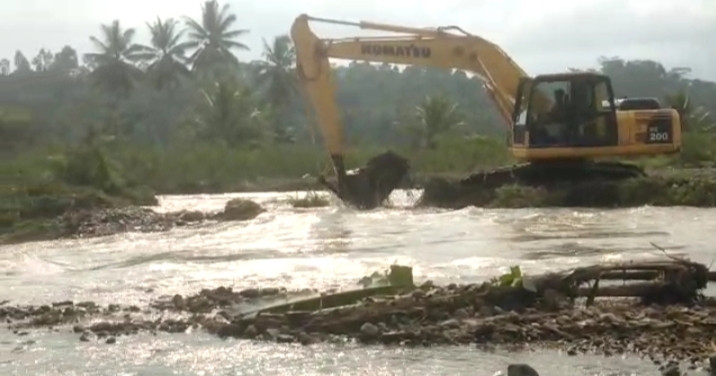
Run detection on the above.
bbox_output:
[2,258,716,371]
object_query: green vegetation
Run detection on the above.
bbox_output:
[287,191,331,209]
[487,173,716,208]
[1,0,716,229]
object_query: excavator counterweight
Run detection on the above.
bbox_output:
[290,14,683,209]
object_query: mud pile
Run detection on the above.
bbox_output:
[3,258,716,372]
[0,198,266,245]
[418,169,716,209]
[319,151,410,210]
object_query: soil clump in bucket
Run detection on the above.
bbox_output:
[319,150,410,209]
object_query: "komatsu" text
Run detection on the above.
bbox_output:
[360,44,431,58]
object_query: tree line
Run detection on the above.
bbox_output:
[1,0,715,158]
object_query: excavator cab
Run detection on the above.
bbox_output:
[510,71,680,165]
[512,73,619,150]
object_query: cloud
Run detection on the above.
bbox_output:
[495,0,715,77]
[0,0,713,80]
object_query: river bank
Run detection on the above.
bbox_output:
[157,166,716,205]
[419,167,716,209]
[4,166,716,246]
[0,183,269,245]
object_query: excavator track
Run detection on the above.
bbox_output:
[419,159,646,208]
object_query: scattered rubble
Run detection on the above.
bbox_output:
[2,258,716,374]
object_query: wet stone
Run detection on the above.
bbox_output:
[507,364,540,376]
[244,325,258,338]
[275,334,295,344]
[360,323,380,339]
[79,332,92,342]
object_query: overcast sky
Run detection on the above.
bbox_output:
[0,0,713,80]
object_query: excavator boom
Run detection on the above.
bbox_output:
[290,14,543,208]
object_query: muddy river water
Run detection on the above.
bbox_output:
[0,190,714,375]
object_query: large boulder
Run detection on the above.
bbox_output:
[215,198,265,221]
[507,364,540,376]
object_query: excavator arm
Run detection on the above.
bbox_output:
[290,14,548,208]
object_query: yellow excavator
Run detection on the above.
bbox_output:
[290,14,682,209]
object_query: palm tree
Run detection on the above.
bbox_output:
[665,90,715,165]
[183,0,250,75]
[255,35,297,107]
[665,90,713,133]
[415,95,464,149]
[0,59,9,76]
[13,51,31,74]
[83,20,144,98]
[135,17,192,90]
[254,35,298,142]
[195,79,266,145]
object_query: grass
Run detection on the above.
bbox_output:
[287,191,331,208]
[3,135,513,195]
[0,141,160,244]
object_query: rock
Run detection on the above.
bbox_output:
[661,364,681,376]
[239,288,260,298]
[360,322,380,338]
[507,364,540,376]
[244,325,258,338]
[261,288,280,296]
[79,332,92,342]
[420,280,435,289]
[411,290,426,299]
[709,355,716,375]
[297,332,317,345]
[178,211,205,222]
[171,294,185,310]
[105,337,116,344]
[542,289,569,310]
[275,334,295,343]
[216,199,265,221]
[265,328,280,338]
[478,305,495,317]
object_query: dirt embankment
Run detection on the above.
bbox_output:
[417,168,716,209]
[0,197,266,245]
[3,259,716,375]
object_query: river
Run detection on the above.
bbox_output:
[0,190,713,375]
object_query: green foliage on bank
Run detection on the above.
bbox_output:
[490,173,716,208]
[1,0,716,216]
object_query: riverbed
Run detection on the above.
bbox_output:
[1,190,713,375]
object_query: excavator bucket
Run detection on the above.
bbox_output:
[319,151,410,210]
